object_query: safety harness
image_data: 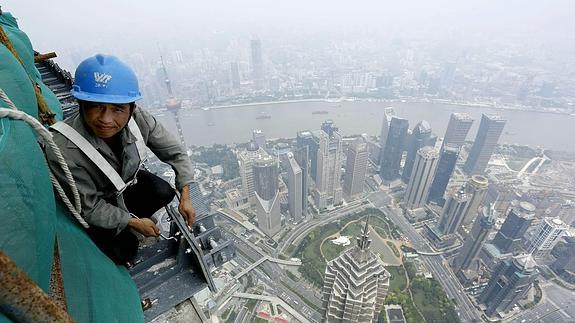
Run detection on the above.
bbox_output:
[50,118,148,207]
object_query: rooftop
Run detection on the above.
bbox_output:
[513,254,537,272]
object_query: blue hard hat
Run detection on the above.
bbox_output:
[71,54,142,104]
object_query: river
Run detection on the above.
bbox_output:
[155,100,575,153]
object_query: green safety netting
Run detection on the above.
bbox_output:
[0,12,143,322]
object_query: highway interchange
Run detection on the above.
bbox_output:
[218,188,574,323]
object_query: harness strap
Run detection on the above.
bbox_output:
[50,122,127,192]
[128,117,147,162]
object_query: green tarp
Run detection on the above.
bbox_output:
[0,12,143,322]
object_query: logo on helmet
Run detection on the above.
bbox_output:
[94,72,113,87]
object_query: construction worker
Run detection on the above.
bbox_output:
[45,54,196,265]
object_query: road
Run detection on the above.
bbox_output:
[368,191,483,323]
[220,223,322,322]
[278,199,369,254]
[509,282,575,323]
[233,292,311,323]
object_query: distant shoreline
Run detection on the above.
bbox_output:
[185,98,574,117]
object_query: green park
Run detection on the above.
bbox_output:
[285,207,460,323]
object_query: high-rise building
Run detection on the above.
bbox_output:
[453,204,496,274]
[378,107,396,164]
[297,130,317,182]
[442,113,473,149]
[527,217,568,258]
[250,39,264,90]
[440,61,457,90]
[403,147,439,210]
[479,254,538,317]
[427,144,460,206]
[253,155,278,201]
[343,137,369,200]
[230,62,240,89]
[253,155,281,237]
[437,186,470,235]
[255,191,281,237]
[252,129,266,150]
[551,237,575,280]
[293,145,309,217]
[379,117,409,181]
[322,218,390,322]
[286,153,303,222]
[486,183,518,216]
[463,114,506,175]
[312,122,343,209]
[321,119,338,137]
[238,141,268,203]
[402,121,437,183]
[462,175,489,226]
[492,202,535,254]
[366,138,381,164]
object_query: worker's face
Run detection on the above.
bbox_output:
[81,102,132,139]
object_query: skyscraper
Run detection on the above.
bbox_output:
[255,192,281,237]
[253,155,281,237]
[321,119,338,137]
[379,117,409,181]
[479,254,538,317]
[437,186,470,235]
[453,204,496,274]
[492,202,535,254]
[230,62,240,90]
[427,144,460,206]
[528,217,568,258]
[402,120,437,183]
[293,145,309,217]
[551,237,575,280]
[403,147,439,210]
[252,129,266,150]
[463,114,506,175]
[286,153,303,222]
[322,218,390,322]
[378,107,396,164]
[440,61,457,90]
[250,39,264,90]
[297,130,317,182]
[238,141,268,203]
[343,137,369,200]
[312,122,343,209]
[253,155,278,201]
[462,175,489,226]
[443,113,473,149]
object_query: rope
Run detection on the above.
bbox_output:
[0,88,88,228]
[0,25,56,125]
[0,251,74,323]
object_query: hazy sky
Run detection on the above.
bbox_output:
[3,0,574,66]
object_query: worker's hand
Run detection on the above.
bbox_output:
[128,218,160,237]
[179,184,196,226]
[179,198,196,227]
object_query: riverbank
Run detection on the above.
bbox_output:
[189,97,575,117]
[155,98,575,152]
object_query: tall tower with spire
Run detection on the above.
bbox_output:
[321,217,390,322]
[160,54,187,150]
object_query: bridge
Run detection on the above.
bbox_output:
[217,208,267,237]
[416,245,462,256]
[517,155,550,178]
[233,255,301,280]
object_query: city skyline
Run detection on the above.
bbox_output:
[4,3,575,322]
